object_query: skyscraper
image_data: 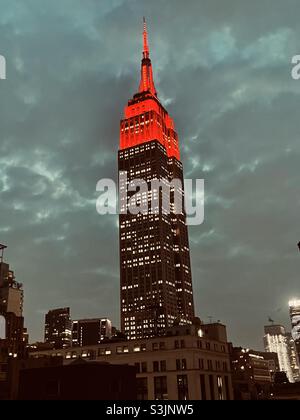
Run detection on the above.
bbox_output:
[44,308,72,349]
[264,324,294,383]
[119,20,194,340]
[0,244,26,399]
[286,332,300,382]
[0,262,23,317]
[72,318,112,347]
[289,299,300,365]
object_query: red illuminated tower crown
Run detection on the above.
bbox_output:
[120,18,180,160]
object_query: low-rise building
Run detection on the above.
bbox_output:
[30,322,233,400]
[230,347,279,400]
[18,359,136,400]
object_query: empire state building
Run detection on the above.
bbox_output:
[119,19,195,340]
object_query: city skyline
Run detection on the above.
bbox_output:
[1,0,300,349]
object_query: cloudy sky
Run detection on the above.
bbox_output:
[0,0,299,348]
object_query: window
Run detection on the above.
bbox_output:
[180,340,185,349]
[135,363,140,374]
[217,376,224,400]
[153,361,159,372]
[207,360,213,371]
[159,342,166,350]
[160,360,167,372]
[216,361,221,371]
[116,346,123,354]
[141,362,147,373]
[174,340,180,349]
[176,359,187,370]
[223,362,228,372]
[154,376,168,400]
[209,375,215,400]
[177,375,189,400]
[98,348,105,356]
[199,359,204,370]
[137,378,148,400]
[206,342,211,350]
[152,343,159,351]
[200,375,207,401]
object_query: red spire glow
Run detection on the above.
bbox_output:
[143,17,150,59]
[138,17,157,97]
[120,19,180,160]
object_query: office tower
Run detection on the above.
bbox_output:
[264,325,294,383]
[0,244,25,353]
[119,19,194,340]
[0,259,23,318]
[289,299,300,364]
[0,244,26,399]
[72,318,112,347]
[44,308,72,349]
[286,332,300,382]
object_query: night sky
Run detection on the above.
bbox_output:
[0,0,300,348]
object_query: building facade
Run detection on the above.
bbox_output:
[72,318,112,347]
[264,325,294,383]
[230,347,279,400]
[0,245,26,400]
[30,323,233,400]
[18,361,136,400]
[44,308,72,349]
[289,299,300,366]
[119,19,194,340]
[0,262,23,317]
[286,332,300,382]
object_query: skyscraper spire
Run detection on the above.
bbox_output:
[143,17,150,59]
[139,17,157,97]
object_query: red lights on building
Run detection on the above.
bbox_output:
[120,19,180,160]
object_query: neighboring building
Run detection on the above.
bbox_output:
[272,382,300,400]
[230,347,279,400]
[0,244,26,400]
[264,325,294,383]
[119,19,194,340]
[286,332,300,382]
[18,360,136,400]
[29,322,234,400]
[44,308,72,349]
[0,262,23,317]
[27,342,55,353]
[289,299,300,365]
[72,318,112,347]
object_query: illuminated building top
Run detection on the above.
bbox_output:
[120,19,180,160]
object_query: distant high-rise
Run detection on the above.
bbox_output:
[289,299,300,365]
[72,318,112,347]
[44,308,72,349]
[119,19,194,340]
[0,244,26,399]
[264,324,294,383]
[286,332,300,382]
[0,259,23,317]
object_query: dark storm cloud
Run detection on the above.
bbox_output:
[0,0,299,347]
